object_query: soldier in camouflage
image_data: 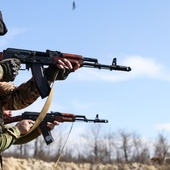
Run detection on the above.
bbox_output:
[0,11,79,151]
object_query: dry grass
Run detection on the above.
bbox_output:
[2,157,170,170]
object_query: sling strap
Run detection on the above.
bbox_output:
[0,103,4,170]
[15,82,54,142]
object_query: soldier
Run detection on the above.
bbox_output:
[0,11,80,151]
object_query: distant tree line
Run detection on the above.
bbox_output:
[3,124,170,164]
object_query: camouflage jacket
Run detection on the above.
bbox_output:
[0,76,41,151]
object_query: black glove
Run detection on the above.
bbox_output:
[45,65,71,82]
[0,58,21,81]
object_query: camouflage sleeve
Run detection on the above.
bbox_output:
[0,65,3,80]
[13,128,41,145]
[0,126,40,150]
[0,126,21,152]
[1,77,40,110]
[0,78,52,145]
[0,78,41,145]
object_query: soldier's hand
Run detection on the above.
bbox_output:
[45,59,80,81]
[46,121,59,131]
[0,58,21,82]
[16,120,34,135]
[37,121,59,134]
[3,110,12,119]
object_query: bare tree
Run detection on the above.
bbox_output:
[33,138,39,157]
[80,124,105,163]
[31,135,48,160]
[131,132,150,163]
[102,131,116,163]
[131,132,141,160]
[138,145,150,164]
[118,129,132,163]
[153,131,170,160]
[85,124,102,163]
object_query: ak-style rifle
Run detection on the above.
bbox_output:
[0,48,131,98]
[4,111,108,145]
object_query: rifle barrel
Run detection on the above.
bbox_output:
[75,115,108,123]
[82,63,131,71]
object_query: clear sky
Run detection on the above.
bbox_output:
[1,0,170,141]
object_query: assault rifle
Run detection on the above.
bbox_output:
[4,111,108,145]
[0,48,131,98]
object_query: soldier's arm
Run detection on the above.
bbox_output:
[1,78,40,110]
[0,125,41,150]
[13,128,41,144]
[0,126,20,152]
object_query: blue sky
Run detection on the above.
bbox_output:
[1,1,170,141]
